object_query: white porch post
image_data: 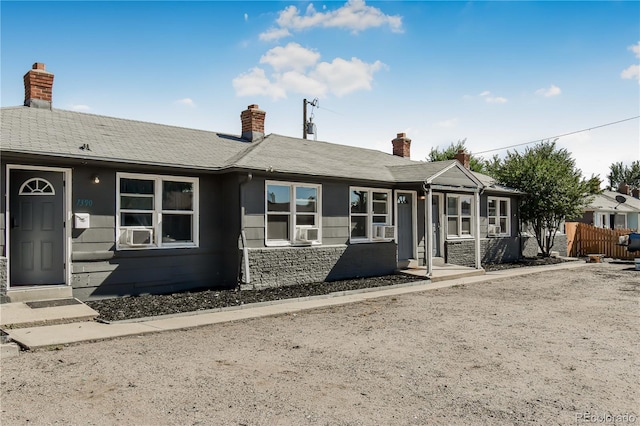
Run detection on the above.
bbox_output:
[475,189,481,269]
[426,187,433,277]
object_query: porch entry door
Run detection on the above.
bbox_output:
[396,192,413,261]
[9,170,65,286]
[431,195,441,257]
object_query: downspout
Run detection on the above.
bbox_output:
[239,173,253,285]
[422,181,432,278]
[474,189,480,269]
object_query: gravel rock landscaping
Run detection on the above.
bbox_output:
[86,257,575,322]
[85,274,424,322]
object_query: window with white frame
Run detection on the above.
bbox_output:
[266,181,320,245]
[117,173,198,249]
[350,188,392,241]
[487,197,511,236]
[446,194,473,237]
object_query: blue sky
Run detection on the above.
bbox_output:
[2,1,639,184]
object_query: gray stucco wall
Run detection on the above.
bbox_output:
[242,242,397,290]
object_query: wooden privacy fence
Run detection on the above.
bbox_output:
[566,222,637,260]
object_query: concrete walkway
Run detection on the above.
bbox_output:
[3,260,592,352]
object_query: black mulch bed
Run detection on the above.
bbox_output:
[483,256,573,271]
[86,257,575,322]
[86,274,423,322]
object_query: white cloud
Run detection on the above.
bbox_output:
[621,64,640,83]
[311,57,384,97]
[536,84,561,97]
[621,42,640,84]
[70,104,91,111]
[233,45,385,100]
[259,27,292,42]
[232,67,287,99]
[279,70,327,97]
[260,43,320,72]
[244,13,248,22]
[260,0,403,41]
[437,118,458,128]
[479,91,507,104]
[175,98,195,107]
[486,96,507,104]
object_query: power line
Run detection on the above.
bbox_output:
[474,115,640,155]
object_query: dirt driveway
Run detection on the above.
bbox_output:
[1,263,638,425]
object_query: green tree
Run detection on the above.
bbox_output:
[606,161,640,190]
[426,139,487,173]
[486,140,593,256]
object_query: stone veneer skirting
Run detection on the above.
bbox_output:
[445,237,525,267]
[0,257,8,303]
[522,234,568,257]
[241,243,398,290]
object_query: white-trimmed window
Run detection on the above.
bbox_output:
[116,173,199,249]
[350,187,392,242]
[266,181,321,246]
[487,197,511,236]
[446,195,473,237]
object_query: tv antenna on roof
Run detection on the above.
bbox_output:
[303,98,318,140]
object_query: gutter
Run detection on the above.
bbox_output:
[239,173,253,285]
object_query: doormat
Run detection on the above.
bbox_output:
[26,298,82,309]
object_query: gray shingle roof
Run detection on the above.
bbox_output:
[587,191,640,212]
[0,106,497,190]
[473,171,522,194]
[1,107,252,170]
[231,133,417,182]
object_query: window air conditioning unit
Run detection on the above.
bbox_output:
[487,224,501,236]
[374,225,395,240]
[295,227,319,243]
[126,228,154,246]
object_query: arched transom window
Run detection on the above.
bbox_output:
[19,178,56,195]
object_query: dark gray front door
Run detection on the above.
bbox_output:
[9,170,65,286]
[432,196,441,257]
[397,193,413,260]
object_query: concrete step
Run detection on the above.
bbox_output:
[429,268,486,282]
[5,285,72,303]
[0,298,98,329]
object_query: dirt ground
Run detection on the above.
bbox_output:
[1,263,638,425]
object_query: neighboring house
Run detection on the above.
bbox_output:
[1,63,524,302]
[577,189,640,231]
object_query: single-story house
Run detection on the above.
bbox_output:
[576,187,640,231]
[1,63,526,302]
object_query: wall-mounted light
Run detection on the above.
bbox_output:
[91,174,100,184]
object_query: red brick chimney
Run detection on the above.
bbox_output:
[240,104,265,142]
[618,182,630,195]
[24,63,54,109]
[454,149,471,169]
[392,133,411,158]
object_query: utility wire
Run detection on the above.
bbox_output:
[474,115,640,155]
